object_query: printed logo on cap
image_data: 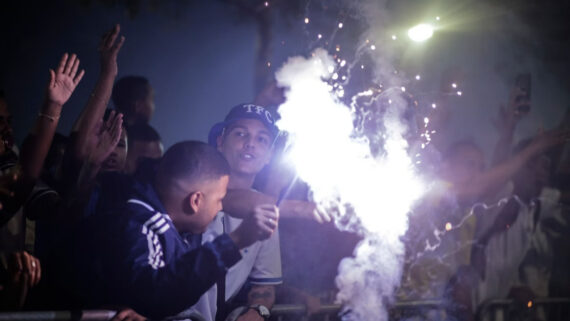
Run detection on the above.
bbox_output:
[241,104,275,124]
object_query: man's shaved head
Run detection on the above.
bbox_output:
[156,141,230,192]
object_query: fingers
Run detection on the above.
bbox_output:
[49,69,55,88]
[34,257,41,287]
[110,115,124,143]
[74,69,85,84]
[105,110,116,130]
[114,36,125,52]
[64,53,77,75]
[112,308,146,321]
[70,57,80,77]
[313,204,332,223]
[105,24,120,49]
[56,53,68,74]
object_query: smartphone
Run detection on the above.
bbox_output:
[515,73,531,114]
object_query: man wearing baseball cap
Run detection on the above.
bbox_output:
[187,103,282,321]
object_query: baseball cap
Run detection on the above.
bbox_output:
[208,103,279,146]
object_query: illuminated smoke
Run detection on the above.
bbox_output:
[275,48,424,320]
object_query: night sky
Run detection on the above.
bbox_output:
[1,0,569,158]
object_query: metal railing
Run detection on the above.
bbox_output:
[0,310,117,321]
[1,298,568,321]
[476,297,570,321]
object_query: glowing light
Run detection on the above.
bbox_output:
[337,89,345,97]
[527,301,533,308]
[360,65,364,69]
[304,17,310,24]
[415,75,421,80]
[401,86,406,92]
[424,117,429,124]
[370,45,376,50]
[340,60,346,67]
[338,22,344,29]
[264,1,269,6]
[318,34,322,39]
[275,48,424,239]
[407,24,434,42]
[266,62,271,67]
[452,83,457,88]
[436,16,440,21]
[341,75,347,80]
[336,45,341,52]
[457,91,462,96]
[391,35,397,40]
[332,73,339,80]
[445,222,452,231]
[432,103,436,108]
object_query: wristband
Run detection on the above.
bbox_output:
[38,112,60,122]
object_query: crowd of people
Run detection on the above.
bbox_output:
[0,24,569,321]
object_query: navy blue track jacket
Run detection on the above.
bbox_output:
[83,174,242,319]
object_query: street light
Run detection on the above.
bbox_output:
[407,24,434,42]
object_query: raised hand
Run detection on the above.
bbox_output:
[88,111,123,166]
[48,53,85,106]
[527,127,570,154]
[99,24,125,76]
[493,87,529,132]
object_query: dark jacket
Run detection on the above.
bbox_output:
[80,170,242,319]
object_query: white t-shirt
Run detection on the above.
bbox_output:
[184,211,282,321]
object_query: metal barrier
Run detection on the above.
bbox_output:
[268,301,448,321]
[476,298,570,321]
[0,310,117,321]
[1,299,568,321]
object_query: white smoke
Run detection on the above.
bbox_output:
[275,47,424,320]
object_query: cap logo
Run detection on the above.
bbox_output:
[242,104,274,124]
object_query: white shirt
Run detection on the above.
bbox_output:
[184,211,282,321]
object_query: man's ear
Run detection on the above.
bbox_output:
[188,191,203,214]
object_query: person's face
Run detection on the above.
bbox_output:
[445,146,485,185]
[101,129,128,172]
[217,119,273,177]
[187,175,229,234]
[136,86,155,123]
[125,140,163,174]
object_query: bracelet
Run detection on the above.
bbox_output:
[38,112,60,122]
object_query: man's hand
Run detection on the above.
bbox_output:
[88,110,123,166]
[7,251,41,288]
[3,251,41,308]
[47,53,85,107]
[309,202,331,224]
[527,127,570,155]
[236,308,265,321]
[229,205,279,249]
[99,24,125,76]
[493,87,529,132]
[111,308,147,321]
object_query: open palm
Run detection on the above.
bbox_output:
[48,53,85,106]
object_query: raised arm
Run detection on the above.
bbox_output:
[1,53,84,225]
[490,87,528,166]
[455,128,570,202]
[71,24,124,161]
[223,188,331,223]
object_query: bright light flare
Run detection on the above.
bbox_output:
[275,48,424,238]
[407,24,434,42]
